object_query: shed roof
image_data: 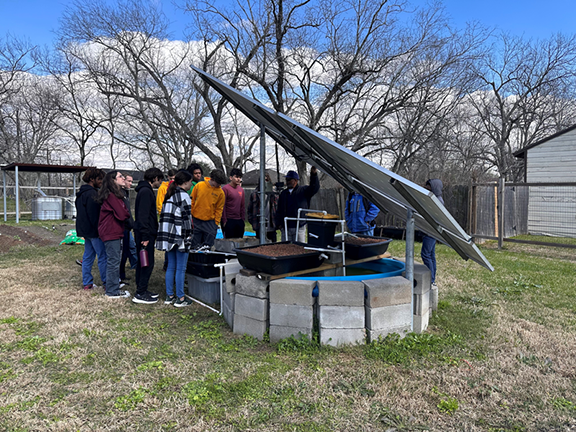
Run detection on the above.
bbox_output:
[1,162,93,173]
[513,124,576,159]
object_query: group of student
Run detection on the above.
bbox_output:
[75,164,241,307]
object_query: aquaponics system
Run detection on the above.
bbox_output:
[183,67,493,346]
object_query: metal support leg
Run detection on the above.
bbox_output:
[259,124,266,245]
[405,209,415,332]
[3,170,6,222]
[15,166,19,224]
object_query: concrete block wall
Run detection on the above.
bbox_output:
[221,259,243,330]
[364,276,412,341]
[232,274,269,340]
[317,281,365,346]
[269,279,315,343]
[403,263,431,334]
[222,267,432,345]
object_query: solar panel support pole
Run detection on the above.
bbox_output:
[405,208,415,332]
[259,123,266,245]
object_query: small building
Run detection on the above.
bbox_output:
[514,124,576,238]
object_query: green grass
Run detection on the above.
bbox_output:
[1,229,576,430]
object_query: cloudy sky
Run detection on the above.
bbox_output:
[1,0,575,46]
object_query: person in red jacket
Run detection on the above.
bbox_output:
[97,171,132,299]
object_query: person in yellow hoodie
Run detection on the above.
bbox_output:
[191,169,227,249]
[156,169,176,215]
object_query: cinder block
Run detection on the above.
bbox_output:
[413,292,429,316]
[365,303,412,330]
[269,325,313,343]
[318,306,365,329]
[367,326,410,342]
[320,328,365,346]
[269,304,313,328]
[413,308,430,334]
[221,287,235,311]
[269,279,315,306]
[317,281,364,306]
[430,286,438,311]
[235,274,269,299]
[402,263,431,295]
[233,314,267,340]
[364,276,411,308]
[222,302,234,330]
[224,259,243,293]
[234,294,268,321]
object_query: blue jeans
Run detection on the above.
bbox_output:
[421,235,437,284]
[82,237,107,286]
[104,239,122,296]
[166,247,189,299]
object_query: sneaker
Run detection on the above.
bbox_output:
[76,259,83,266]
[431,282,438,290]
[119,283,127,289]
[164,295,176,305]
[132,292,158,304]
[145,290,160,299]
[106,290,131,299]
[174,297,193,308]
[83,284,93,290]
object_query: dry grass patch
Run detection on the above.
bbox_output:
[1,238,576,430]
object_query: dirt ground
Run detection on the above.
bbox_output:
[0,223,76,253]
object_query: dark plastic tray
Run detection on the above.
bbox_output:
[186,252,236,278]
[233,241,324,275]
[335,235,392,260]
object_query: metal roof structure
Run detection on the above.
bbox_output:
[192,66,493,271]
[1,162,93,173]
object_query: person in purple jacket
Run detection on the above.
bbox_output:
[97,171,132,299]
[221,168,246,239]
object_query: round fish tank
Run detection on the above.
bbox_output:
[287,258,405,281]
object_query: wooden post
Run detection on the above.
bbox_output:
[498,177,505,249]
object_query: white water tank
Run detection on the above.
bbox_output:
[31,197,62,220]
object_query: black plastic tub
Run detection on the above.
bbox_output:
[335,235,392,260]
[233,241,324,275]
[186,252,236,278]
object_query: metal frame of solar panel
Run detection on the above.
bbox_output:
[191,65,493,271]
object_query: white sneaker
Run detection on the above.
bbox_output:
[431,282,438,289]
[106,290,131,299]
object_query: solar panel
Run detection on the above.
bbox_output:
[191,66,493,271]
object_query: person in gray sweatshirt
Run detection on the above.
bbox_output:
[421,179,444,288]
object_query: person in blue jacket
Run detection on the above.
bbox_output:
[421,178,444,288]
[345,192,380,236]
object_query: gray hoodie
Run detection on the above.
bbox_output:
[425,179,444,205]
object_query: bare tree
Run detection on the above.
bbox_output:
[185,0,486,182]
[466,32,576,180]
[58,0,220,170]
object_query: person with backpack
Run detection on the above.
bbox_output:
[97,171,132,299]
[156,170,194,307]
[75,167,106,290]
[344,191,380,236]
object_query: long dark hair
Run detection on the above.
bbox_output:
[96,171,126,204]
[164,170,192,204]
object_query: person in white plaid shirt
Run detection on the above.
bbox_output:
[156,170,194,307]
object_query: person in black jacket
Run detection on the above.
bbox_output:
[132,167,164,304]
[275,166,320,242]
[75,167,106,290]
